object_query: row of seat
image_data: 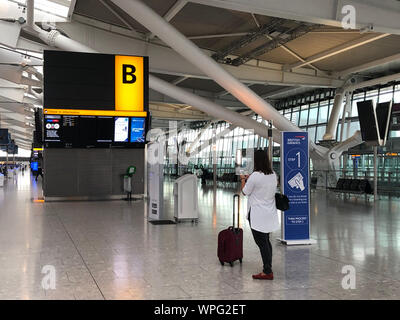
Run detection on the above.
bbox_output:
[333,178,373,194]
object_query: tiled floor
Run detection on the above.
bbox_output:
[1,172,400,300]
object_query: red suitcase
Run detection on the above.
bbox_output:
[218,194,243,267]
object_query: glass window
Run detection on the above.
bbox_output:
[336,123,342,140]
[351,92,365,118]
[378,86,394,103]
[390,131,400,138]
[308,104,318,125]
[292,111,299,126]
[365,89,378,104]
[307,126,317,142]
[318,101,329,124]
[394,85,400,103]
[348,121,360,137]
[299,105,309,126]
[316,125,326,142]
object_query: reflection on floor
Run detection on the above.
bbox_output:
[1,172,400,300]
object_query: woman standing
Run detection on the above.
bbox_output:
[240,150,279,280]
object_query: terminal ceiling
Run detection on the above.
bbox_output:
[1,0,400,149]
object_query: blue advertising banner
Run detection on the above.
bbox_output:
[281,132,313,243]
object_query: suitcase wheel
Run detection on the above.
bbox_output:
[219,260,224,266]
[229,262,233,267]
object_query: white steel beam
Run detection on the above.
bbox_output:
[338,53,400,77]
[265,34,323,74]
[1,118,31,130]
[149,88,245,109]
[110,0,300,135]
[172,76,189,85]
[0,87,26,104]
[216,83,253,98]
[188,32,249,40]
[67,0,77,20]
[149,75,280,141]
[98,0,142,35]
[324,71,400,140]
[56,16,344,87]
[189,0,400,35]
[261,86,302,99]
[0,20,21,48]
[149,102,208,120]
[0,65,41,87]
[164,0,188,22]
[0,102,27,114]
[251,13,260,28]
[285,33,390,71]
[0,46,42,66]
[148,0,188,39]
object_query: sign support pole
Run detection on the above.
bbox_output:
[373,146,378,201]
[268,120,273,168]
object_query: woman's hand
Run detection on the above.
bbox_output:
[240,174,249,192]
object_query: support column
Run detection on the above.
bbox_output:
[212,126,217,190]
[374,146,378,201]
[324,90,344,140]
[339,92,352,142]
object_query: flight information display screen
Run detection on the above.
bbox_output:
[44,115,61,143]
[44,115,148,148]
[62,115,80,147]
[114,117,129,142]
[130,117,146,143]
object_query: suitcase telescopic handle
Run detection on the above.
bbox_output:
[233,194,240,229]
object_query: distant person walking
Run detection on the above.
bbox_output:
[35,162,43,181]
[240,150,279,280]
[199,165,207,185]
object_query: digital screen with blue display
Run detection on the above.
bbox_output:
[44,115,147,148]
[130,117,146,143]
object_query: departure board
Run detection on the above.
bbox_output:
[44,115,147,148]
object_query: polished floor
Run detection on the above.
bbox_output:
[1,171,400,300]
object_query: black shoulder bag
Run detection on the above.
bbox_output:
[275,193,290,211]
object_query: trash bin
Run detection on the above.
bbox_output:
[173,174,199,223]
[123,175,132,193]
[123,166,136,201]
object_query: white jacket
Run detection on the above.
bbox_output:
[242,171,280,233]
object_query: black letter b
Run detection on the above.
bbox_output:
[123,64,136,83]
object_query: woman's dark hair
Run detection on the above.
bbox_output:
[253,150,273,175]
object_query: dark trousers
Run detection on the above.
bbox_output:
[35,171,43,181]
[249,211,273,274]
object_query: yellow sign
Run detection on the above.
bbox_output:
[115,55,145,112]
[44,108,147,117]
[33,148,43,151]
